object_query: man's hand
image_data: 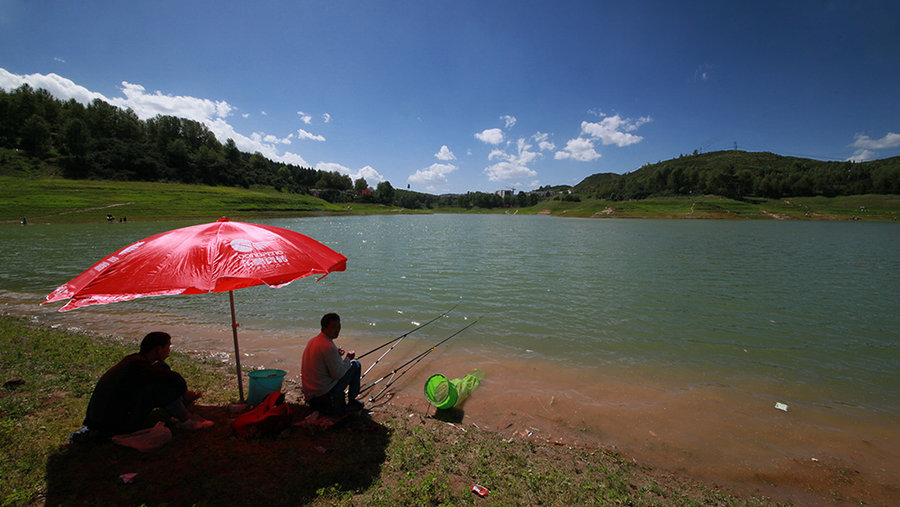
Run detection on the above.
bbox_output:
[346,350,356,360]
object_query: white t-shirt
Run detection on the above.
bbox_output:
[301,332,350,399]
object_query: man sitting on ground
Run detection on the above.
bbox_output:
[79,331,212,439]
[301,313,363,414]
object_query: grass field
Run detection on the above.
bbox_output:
[3,175,898,225]
[0,176,391,224]
[517,194,900,220]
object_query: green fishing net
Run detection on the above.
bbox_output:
[424,370,483,409]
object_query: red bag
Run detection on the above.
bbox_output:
[231,391,292,437]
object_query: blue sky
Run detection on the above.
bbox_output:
[1,1,898,193]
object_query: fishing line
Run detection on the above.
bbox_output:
[358,302,460,379]
[360,318,480,403]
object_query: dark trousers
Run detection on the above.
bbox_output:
[310,360,360,413]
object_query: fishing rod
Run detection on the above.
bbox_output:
[358,302,460,378]
[360,318,480,402]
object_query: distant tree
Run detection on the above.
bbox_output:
[21,115,51,156]
[61,117,89,158]
[375,181,395,205]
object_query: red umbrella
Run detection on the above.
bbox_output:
[43,217,347,401]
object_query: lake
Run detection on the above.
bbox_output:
[2,214,898,500]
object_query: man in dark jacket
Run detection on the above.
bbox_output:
[82,331,211,437]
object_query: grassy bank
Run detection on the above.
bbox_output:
[0,315,772,505]
[514,194,900,220]
[2,175,898,225]
[0,176,393,224]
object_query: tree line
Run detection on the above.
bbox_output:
[0,85,401,203]
[2,84,896,207]
[576,150,899,200]
[0,84,545,210]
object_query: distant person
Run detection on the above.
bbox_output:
[301,313,363,414]
[21,217,27,225]
[79,332,211,439]
[106,214,114,222]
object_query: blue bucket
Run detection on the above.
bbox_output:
[247,369,286,406]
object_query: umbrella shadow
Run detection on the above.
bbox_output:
[45,403,389,505]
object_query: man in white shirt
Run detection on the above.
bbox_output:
[301,313,363,414]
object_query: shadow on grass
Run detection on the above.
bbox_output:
[45,402,389,505]
[431,407,465,424]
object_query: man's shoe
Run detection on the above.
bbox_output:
[347,399,364,412]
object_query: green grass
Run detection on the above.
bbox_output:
[511,194,900,220]
[0,314,775,506]
[2,174,898,224]
[0,176,395,224]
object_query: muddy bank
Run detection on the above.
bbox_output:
[4,293,897,505]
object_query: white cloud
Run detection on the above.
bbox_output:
[262,133,293,145]
[297,110,312,124]
[484,160,537,182]
[553,113,649,162]
[355,165,384,183]
[0,68,324,169]
[501,115,517,128]
[434,145,456,161]
[580,114,650,147]
[554,137,601,161]
[108,81,234,122]
[297,128,326,142]
[848,132,900,161]
[242,113,250,118]
[409,162,458,187]
[0,68,108,105]
[532,132,555,151]
[852,132,900,150]
[279,151,311,167]
[261,111,268,116]
[848,149,876,162]
[315,162,384,183]
[483,137,539,182]
[322,113,331,123]
[475,128,504,145]
[54,57,66,63]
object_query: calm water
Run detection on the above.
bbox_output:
[3,215,897,412]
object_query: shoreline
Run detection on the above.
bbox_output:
[5,293,897,505]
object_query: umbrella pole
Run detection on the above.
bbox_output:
[229,290,245,402]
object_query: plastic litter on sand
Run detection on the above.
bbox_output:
[774,402,789,412]
[471,484,490,497]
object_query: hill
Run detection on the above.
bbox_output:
[575,150,900,200]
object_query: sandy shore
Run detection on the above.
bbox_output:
[4,291,897,505]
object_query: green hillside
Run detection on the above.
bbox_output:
[575,150,900,200]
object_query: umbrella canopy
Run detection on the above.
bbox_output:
[44,218,347,401]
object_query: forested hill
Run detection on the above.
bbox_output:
[0,84,541,209]
[0,84,378,200]
[575,150,899,200]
